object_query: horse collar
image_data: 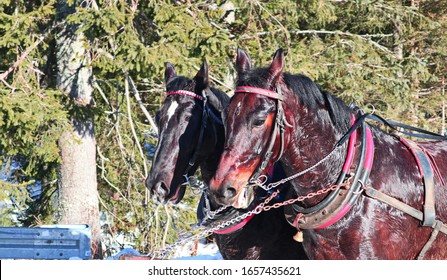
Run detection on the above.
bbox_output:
[284,117,375,230]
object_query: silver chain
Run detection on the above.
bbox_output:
[151,138,344,259]
[200,204,231,224]
[148,203,263,259]
[249,144,342,192]
[148,180,347,259]
[182,174,208,195]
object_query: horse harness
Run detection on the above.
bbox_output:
[235,85,447,259]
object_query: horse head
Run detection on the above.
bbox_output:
[209,48,294,208]
[209,48,352,209]
[146,60,227,204]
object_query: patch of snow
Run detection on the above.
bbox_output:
[172,238,222,260]
[108,238,223,260]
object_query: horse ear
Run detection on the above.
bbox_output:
[165,62,177,85]
[236,48,252,75]
[194,58,209,90]
[268,48,284,84]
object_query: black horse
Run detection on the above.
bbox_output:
[209,48,447,259]
[145,60,306,259]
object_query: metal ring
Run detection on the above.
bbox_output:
[366,103,376,115]
[249,174,269,189]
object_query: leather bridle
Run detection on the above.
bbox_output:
[165,89,223,183]
[234,86,292,187]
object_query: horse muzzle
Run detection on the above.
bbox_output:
[146,176,185,204]
[209,181,254,209]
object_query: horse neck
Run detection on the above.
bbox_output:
[281,98,351,202]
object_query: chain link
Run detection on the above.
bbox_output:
[182,174,208,195]
[148,181,349,259]
[250,145,342,192]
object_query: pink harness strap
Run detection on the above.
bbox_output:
[235,86,284,101]
[213,214,256,234]
[315,126,375,229]
[166,90,204,100]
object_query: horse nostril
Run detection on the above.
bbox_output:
[222,185,237,199]
[153,181,168,200]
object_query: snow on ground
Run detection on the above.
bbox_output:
[109,238,223,260]
[172,239,223,260]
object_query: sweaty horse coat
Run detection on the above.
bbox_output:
[209,48,447,259]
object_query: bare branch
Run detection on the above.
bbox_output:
[125,72,159,135]
[125,78,149,178]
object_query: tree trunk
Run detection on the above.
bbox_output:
[55,1,102,259]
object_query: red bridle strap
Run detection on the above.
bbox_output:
[166,90,204,100]
[235,86,284,101]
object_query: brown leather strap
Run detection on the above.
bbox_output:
[400,138,436,227]
[365,187,447,259]
[364,187,424,221]
[417,221,444,260]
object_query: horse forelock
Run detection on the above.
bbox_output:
[166,75,194,92]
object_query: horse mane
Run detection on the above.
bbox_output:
[238,67,352,134]
[209,87,230,107]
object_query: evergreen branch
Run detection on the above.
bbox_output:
[242,29,394,55]
[376,73,400,83]
[254,0,291,51]
[96,145,132,205]
[0,21,61,83]
[93,78,118,121]
[0,180,36,189]
[209,21,235,39]
[162,204,171,249]
[243,29,393,39]
[294,30,393,55]
[154,204,161,249]
[97,193,127,225]
[113,105,131,169]
[91,0,158,136]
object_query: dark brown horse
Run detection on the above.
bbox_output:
[145,60,306,259]
[209,48,447,259]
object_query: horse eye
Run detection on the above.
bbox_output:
[252,118,266,127]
